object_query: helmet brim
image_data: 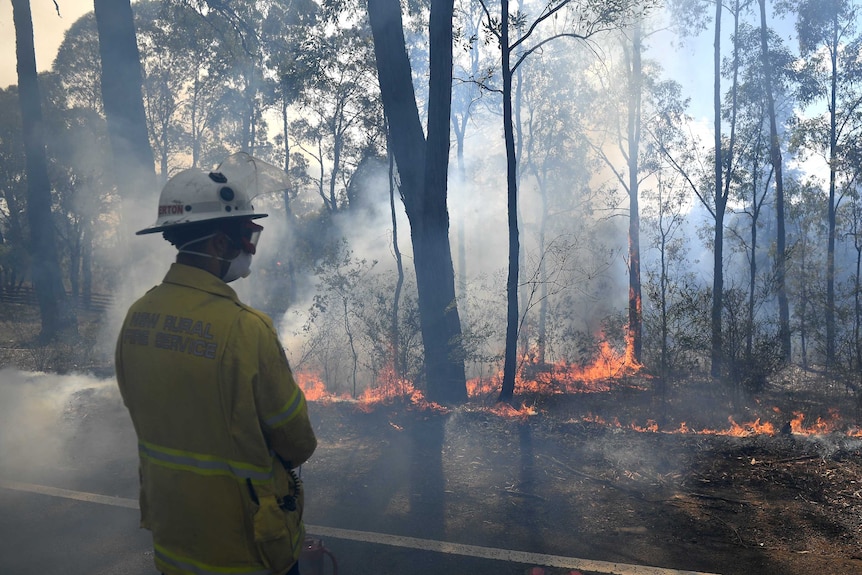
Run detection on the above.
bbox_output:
[136,212,268,235]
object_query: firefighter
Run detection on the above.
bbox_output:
[115,165,317,575]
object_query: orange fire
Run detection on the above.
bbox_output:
[292,345,862,436]
[294,371,330,402]
[467,341,643,399]
[294,363,447,413]
[572,412,862,437]
[487,402,539,419]
[296,336,642,410]
[295,339,645,419]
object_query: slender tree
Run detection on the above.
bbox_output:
[0,87,29,293]
[625,20,645,363]
[481,0,655,403]
[710,0,725,377]
[451,0,489,317]
[670,0,753,377]
[758,0,791,362]
[588,17,659,364]
[782,0,861,368]
[11,0,77,341]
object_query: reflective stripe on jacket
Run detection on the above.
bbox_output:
[115,263,317,575]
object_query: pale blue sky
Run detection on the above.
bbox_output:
[0,0,94,89]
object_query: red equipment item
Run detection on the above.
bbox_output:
[300,537,338,575]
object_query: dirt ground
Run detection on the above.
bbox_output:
[3,304,862,575]
[303,373,862,575]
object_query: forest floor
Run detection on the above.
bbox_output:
[2,303,862,574]
[304,371,862,575]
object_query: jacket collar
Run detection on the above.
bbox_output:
[162,263,239,302]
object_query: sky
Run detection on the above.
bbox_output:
[0,0,95,89]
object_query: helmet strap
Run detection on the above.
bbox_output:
[177,233,217,255]
[177,231,249,281]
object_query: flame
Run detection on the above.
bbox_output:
[468,340,643,399]
[294,362,447,413]
[294,348,862,437]
[294,371,330,402]
[716,417,776,436]
[571,411,862,437]
[488,402,539,419]
[297,366,862,436]
[782,408,852,435]
[357,376,429,412]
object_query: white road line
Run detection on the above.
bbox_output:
[0,478,138,509]
[0,479,720,575]
[307,524,721,575]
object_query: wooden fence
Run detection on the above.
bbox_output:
[0,286,112,313]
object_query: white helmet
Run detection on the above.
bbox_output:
[136,168,268,235]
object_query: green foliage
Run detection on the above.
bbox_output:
[291,239,426,394]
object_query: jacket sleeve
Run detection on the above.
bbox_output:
[252,312,317,468]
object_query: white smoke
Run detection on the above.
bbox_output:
[0,368,133,484]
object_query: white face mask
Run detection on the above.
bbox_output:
[221,250,253,283]
[178,233,253,283]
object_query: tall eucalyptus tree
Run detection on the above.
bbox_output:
[93,0,156,205]
[0,87,28,292]
[588,15,668,365]
[725,21,795,361]
[368,0,468,404]
[780,0,862,369]
[668,0,754,378]
[758,0,791,362]
[11,0,76,340]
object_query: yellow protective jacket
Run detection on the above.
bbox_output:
[115,263,317,575]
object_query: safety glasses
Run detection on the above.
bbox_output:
[239,220,263,254]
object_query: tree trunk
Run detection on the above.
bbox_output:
[747,154,759,360]
[514,15,527,342]
[388,126,405,379]
[12,0,77,341]
[537,165,548,365]
[758,0,790,363]
[368,0,467,404]
[660,221,669,383]
[711,0,741,380]
[93,0,156,204]
[191,72,201,167]
[499,0,520,404]
[82,221,93,308]
[453,118,468,320]
[855,236,862,371]
[825,12,839,369]
[626,20,644,363]
[711,0,724,378]
[281,93,297,309]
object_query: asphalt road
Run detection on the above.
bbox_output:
[0,480,720,575]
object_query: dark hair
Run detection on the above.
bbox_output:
[162,218,246,250]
